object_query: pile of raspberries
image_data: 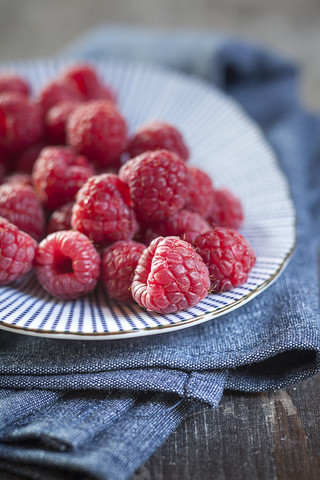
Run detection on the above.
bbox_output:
[0,63,256,314]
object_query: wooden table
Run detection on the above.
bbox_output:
[1,1,319,478]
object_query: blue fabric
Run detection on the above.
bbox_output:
[0,26,319,480]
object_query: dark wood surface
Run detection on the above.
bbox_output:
[133,375,320,479]
[1,1,320,479]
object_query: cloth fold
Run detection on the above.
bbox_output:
[0,26,319,480]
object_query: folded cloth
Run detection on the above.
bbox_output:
[0,26,319,480]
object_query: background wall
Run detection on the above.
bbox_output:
[0,0,319,108]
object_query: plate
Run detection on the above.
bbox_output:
[0,59,296,339]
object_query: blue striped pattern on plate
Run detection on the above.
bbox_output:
[0,59,296,339]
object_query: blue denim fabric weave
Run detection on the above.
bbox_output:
[0,27,319,480]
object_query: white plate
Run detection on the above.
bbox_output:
[0,59,296,339]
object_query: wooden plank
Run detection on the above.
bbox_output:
[133,375,320,479]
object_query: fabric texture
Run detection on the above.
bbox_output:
[0,26,319,480]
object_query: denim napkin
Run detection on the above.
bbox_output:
[0,27,319,480]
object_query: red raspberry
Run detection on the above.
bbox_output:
[119,149,190,223]
[101,240,146,302]
[193,228,256,292]
[0,216,37,286]
[34,230,100,299]
[0,93,44,154]
[0,73,30,97]
[37,80,82,113]
[61,63,116,102]
[207,188,244,230]
[142,209,210,245]
[185,166,215,218]
[72,173,138,245]
[32,147,95,211]
[0,183,45,240]
[45,101,80,144]
[127,120,189,161]
[67,100,127,168]
[4,172,32,187]
[132,236,210,313]
[15,144,45,174]
[46,202,73,235]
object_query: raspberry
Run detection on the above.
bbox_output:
[34,230,100,299]
[67,100,128,168]
[132,236,210,313]
[0,183,45,240]
[15,144,45,174]
[127,120,189,161]
[61,63,116,102]
[193,228,256,292]
[119,149,190,223]
[101,240,146,302]
[4,172,32,187]
[32,147,95,211]
[0,216,37,286]
[143,209,210,245]
[46,202,73,235]
[0,73,30,97]
[185,166,215,217]
[72,173,138,245]
[37,80,82,113]
[45,101,80,144]
[0,93,44,154]
[207,188,244,230]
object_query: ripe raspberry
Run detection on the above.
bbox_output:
[0,183,45,240]
[15,144,45,174]
[119,149,190,223]
[46,202,73,235]
[61,63,116,102]
[127,120,189,161]
[142,209,210,245]
[193,228,256,292]
[207,188,244,230]
[67,100,128,168]
[132,236,210,313]
[101,240,146,302]
[0,73,30,97]
[185,166,215,218]
[0,216,37,286]
[72,173,138,245]
[4,172,32,187]
[0,93,44,154]
[34,230,100,299]
[37,80,82,113]
[32,147,95,211]
[45,101,80,144]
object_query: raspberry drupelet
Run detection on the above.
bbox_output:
[101,240,146,302]
[71,173,138,246]
[193,228,256,292]
[34,230,100,300]
[0,93,44,154]
[0,216,37,286]
[32,146,95,211]
[119,149,191,223]
[127,120,189,161]
[207,188,244,230]
[0,183,45,241]
[185,166,215,218]
[132,236,210,314]
[67,100,128,168]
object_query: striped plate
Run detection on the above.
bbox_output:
[0,59,296,339]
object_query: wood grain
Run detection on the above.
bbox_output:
[133,375,320,479]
